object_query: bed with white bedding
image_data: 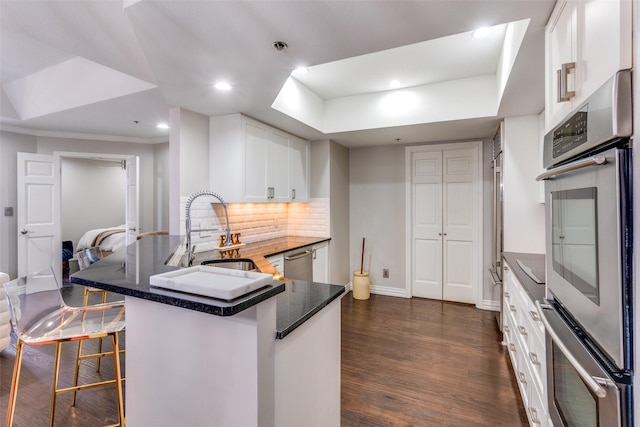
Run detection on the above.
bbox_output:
[76,225,127,255]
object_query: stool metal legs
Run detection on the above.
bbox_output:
[6,333,125,426]
[6,339,24,427]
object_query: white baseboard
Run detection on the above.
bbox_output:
[346,282,409,298]
[344,284,501,307]
[371,284,410,298]
[480,299,500,312]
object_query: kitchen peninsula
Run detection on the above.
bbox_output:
[70,235,344,427]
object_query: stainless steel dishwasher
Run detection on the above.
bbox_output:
[283,248,313,281]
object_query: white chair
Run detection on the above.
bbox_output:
[0,272,10,352]
[3,267,125,427]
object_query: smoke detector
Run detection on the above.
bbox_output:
[272,41,288,52]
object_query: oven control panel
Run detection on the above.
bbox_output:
[552,109,588,158]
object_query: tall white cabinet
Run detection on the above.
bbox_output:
[545,0,632,132]
[210,114,310,202]
[502,116,546,255]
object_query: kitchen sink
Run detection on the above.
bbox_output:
[200,258,259,272]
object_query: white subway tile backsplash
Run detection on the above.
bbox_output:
[178,198,329,246]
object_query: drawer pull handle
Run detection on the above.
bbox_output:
[528,407,541,424]
[518,371,527,384]
[509,343,516,353]
[557,62,576,102]
[518,326,527,336]
[504,291,510,299]
[529,310,541,322]
[504,325,510,333]
[509,305,517,312]
[529,352,540,365]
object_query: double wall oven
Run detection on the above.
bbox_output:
[536,70,633,427]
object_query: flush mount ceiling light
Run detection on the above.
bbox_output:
[472,27,491,38]
[273,41,288,52]
[388,79,401,89]
[214,82,232,91]
[157,122,169,129]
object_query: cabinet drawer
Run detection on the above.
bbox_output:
[503,258,549,425]
[526,363,549,427]
[504,310,519,369]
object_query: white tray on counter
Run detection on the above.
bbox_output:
[150,265,273,300]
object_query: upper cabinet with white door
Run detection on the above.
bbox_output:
[545,0,632,132]
[210,114,310,202]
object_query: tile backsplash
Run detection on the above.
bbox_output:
[179,197,329,250]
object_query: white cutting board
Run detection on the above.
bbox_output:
[150,266,273,300]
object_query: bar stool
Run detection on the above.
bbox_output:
[73,247,125,405]
[3,267,125,426]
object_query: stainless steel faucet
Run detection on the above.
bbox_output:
[185,190,231,266]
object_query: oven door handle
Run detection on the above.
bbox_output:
[536,155,607,181]
[535,301,608,398]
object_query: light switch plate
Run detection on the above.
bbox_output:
[4,207,13,217]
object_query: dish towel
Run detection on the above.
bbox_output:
[0,272,11,352]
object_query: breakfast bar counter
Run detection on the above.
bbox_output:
[70,235,343,427]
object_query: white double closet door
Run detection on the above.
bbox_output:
[407,142,481,304]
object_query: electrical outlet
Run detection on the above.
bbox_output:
[382,268,389,279]
[4,207,13,217]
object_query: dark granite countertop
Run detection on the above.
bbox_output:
[275,279,344,339]
[502,252,546,303]
[70,234,344,338]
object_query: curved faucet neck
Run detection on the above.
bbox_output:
[184,190,231,266]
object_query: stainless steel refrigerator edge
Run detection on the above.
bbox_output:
[490,122,505,328]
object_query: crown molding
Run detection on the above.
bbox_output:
[0,124,168,144]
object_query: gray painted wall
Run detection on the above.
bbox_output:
[0,130,165,278]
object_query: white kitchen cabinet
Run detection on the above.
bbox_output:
[266,253,284,275]
[312,241,329,283]
[210,114,310,202]
[503,116,546,254]
[503,261,549,427]
[545,0,632,132]
[288,135,309,201]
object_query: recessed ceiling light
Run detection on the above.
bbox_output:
[294,67,309,74]
[472,27,491,38]
[157,122,169,129]
[389,80,401,89]
[214,82,232,91]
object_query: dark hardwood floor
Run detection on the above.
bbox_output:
[1,287,526,426]
[341,294,528,426]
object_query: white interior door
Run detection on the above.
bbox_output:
[125,156,139,245]
[412,151,443,299]
[17,153,61,280]
[408,144,480,304]
[442,148,477,304]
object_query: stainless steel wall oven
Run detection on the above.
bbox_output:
[537,70,633,427]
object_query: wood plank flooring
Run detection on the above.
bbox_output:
[1,286,526,426]
[341,294,528,426]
